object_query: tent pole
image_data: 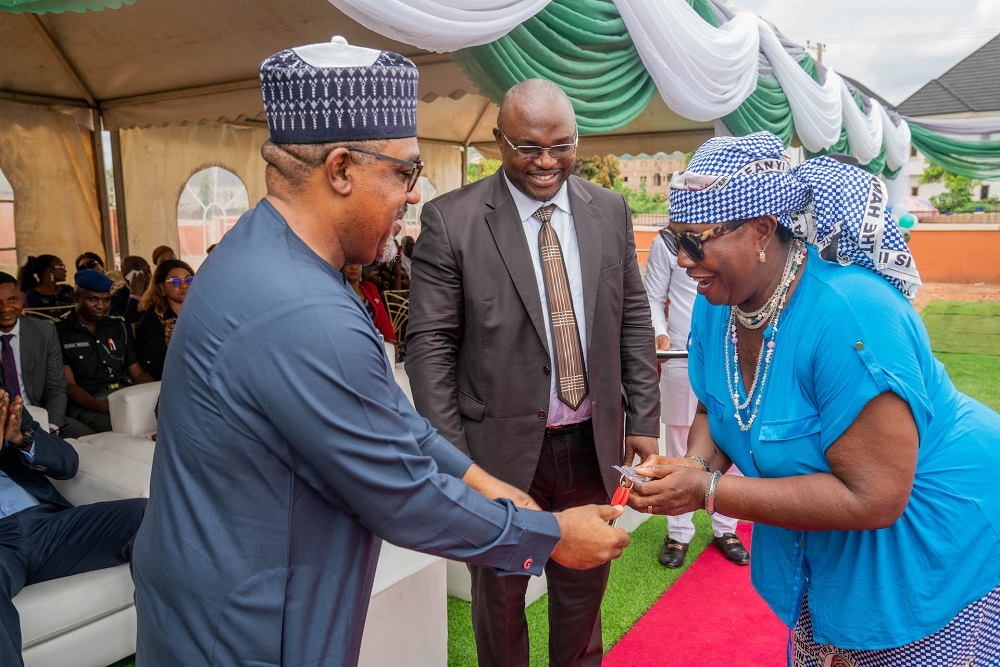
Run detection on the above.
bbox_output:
[110,130,129,257]
[90,110,115,267]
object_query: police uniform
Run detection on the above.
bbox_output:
[55,270,140,432]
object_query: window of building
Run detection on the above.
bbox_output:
[981,184,990,200]
[0,169,15,278]
[654,173,662,186]
[177,167,249,271]
[910,146,917,157]
[622,176,628,183]
[911,187,919,196]
[640,176,647,189]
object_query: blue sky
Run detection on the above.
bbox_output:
[734,0,1000,106]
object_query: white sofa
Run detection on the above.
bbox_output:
[14,395,155,667]
[14,380,450,667]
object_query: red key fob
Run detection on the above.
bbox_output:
[609,485,630,526]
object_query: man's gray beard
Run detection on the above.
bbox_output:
[376,237,399,265]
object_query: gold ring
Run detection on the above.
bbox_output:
[647,505,653,514]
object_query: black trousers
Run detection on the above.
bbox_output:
[0,499,146,666]
[470,421,611,667]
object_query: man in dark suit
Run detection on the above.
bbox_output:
[406,79,661,667]
[0,272,94,437]
[0,390,146,666]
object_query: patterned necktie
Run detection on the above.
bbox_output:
[1,334,20,399]
[535,205,588,409]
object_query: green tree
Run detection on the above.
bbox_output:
[573,155,620,188]
[919,163,998,213]
[611,178,668,214]
[467,158,501,183]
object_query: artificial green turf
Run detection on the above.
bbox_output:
[447,512,714,666]
[920,300,1000,411]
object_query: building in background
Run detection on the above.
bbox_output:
[617,152,687,197]
[896,33,1000,209]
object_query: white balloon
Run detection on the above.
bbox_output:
[893,202,911,219]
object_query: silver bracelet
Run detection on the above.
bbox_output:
[704,470,722,515]
[687,455,710,472]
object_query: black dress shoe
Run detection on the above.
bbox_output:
[658,538,689,568]
[714,533,750,565]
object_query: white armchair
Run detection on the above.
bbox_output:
[12,386,159,667]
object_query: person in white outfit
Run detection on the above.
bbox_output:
[644,229,749,567]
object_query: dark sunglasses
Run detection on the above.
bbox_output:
[497,127,578,161]
[79,260,102,270]
[347,147,423,193]
[662,219,748,261]
[165,276,194,287]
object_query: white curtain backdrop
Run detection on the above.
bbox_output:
[612,0,760,122]
[326,0,552,52]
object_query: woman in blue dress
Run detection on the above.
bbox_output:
[628,131,1000,666]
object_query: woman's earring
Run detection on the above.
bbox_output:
[758,249,766,263]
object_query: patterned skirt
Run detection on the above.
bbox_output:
[792,584,1000,667]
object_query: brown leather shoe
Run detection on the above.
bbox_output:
[714,533,749,565]
[658,538,689,568]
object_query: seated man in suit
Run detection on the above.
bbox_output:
[0,390,146,666]
[0,272,94,438]
[55,270,154,433]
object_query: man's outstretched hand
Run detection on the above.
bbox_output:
[550,505,630,569]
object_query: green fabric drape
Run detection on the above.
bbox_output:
[687,0,719,27]
[910,123,1000,181]
[721,75,795,145]
[0,0,133,13]
[452,0,656,134]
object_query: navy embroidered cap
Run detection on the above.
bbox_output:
[259,36,418,144]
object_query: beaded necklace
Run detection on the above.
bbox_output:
[733,242,800,329]
[725,240,806,431]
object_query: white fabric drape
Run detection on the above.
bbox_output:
[757,20,841,152]
[841,87,884,166]
[904,116,1000,136]
[613,0,760,122]
[881,108,911,171]
[329,0,910,163]
[326,0,552,52]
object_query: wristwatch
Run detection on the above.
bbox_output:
[18,423,35,451]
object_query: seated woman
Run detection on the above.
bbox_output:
[343,263,395,344]
[74,251,104,273]
[19,255,74,309]
[135,259,194,380]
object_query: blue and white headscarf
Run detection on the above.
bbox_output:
[669,131,921,300]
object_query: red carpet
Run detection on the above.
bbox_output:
[604,522,789,666]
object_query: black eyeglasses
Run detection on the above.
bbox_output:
[663,220,748,262]
[165,276,194,287]
[497,128,578,161]
[347,147,423,192]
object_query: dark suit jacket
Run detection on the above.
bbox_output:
[0,407,79,508]
[18,316,70,429]
[406,172,660,498]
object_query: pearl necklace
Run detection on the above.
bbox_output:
[734,241,802,329]
[725,240,806,431]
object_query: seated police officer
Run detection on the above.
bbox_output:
[55,270,153,433]
[0,389,146,666]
